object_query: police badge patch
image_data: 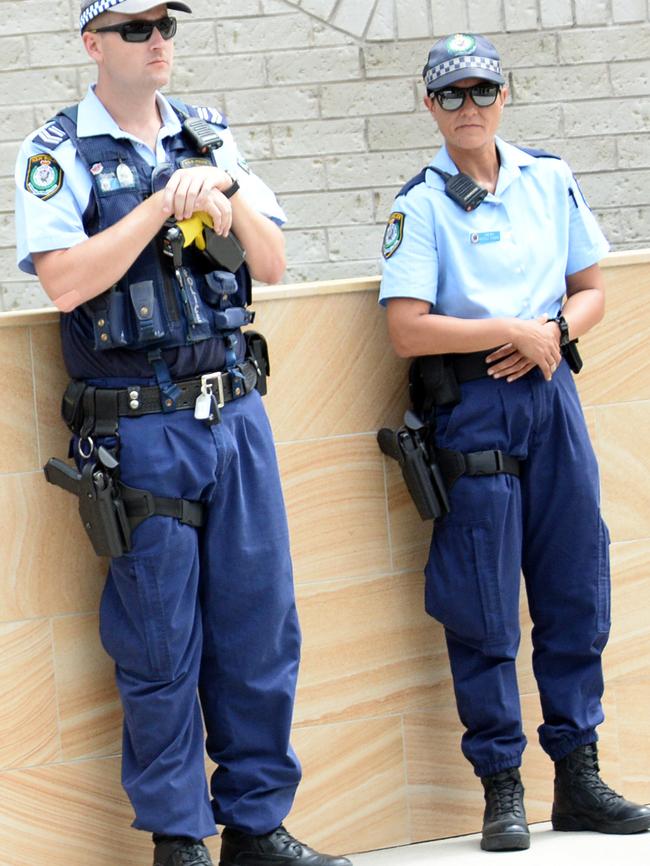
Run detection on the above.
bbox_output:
[382,212,405,259]
[446,33,477,55]
[25,153,63,200]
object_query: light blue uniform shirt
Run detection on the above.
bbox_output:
[379,137,609,319]
[15,86,286,275]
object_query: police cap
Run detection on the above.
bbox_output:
[80,0,192,32]
[423,33,505,93]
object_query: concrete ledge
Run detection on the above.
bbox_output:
[2,249,649,328]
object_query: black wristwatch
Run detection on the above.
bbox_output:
[222,174,240,199]
[550,314,571,347]
[551,314,583,374]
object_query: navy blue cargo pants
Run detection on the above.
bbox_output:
[425,361,610,777]
[96,389,302,839]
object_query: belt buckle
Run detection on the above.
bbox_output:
[201,371,225,409]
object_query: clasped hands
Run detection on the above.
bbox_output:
[486,315,562,383]
[158,166,235,236]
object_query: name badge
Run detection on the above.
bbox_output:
[470,231,501,245]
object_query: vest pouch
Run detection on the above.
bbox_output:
[85,288,132,350]
[129,280,166,344]
[202,270,238,307]
[213,307,253,330]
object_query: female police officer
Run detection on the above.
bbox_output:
[14,3,352,866]
[379,33,650,852]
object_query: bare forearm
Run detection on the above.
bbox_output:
[387,298,561,379]
[561,287,605,340]
[230,191,285,285]
[34,191,168,312]
[388,304,517,358]
[560,264,606,340]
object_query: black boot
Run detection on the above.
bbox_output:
[153,836,214,866]
[219,825,352,866]
[552,742,650,834]
[480,768,530,851]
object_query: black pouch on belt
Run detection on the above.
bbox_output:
[61,380,88,434]
[377,410,450,521]
[409,355,461,415]
[245,330,270,396]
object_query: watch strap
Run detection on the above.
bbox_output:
[551,314,570,347]
[222,176,240,199]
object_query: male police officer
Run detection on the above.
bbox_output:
[380,33,650,852]
[14,4,352,866]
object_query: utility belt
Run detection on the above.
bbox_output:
[62,356,261,441]
[378,351,521,521]
[44,331,270,558]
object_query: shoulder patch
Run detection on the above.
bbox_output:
[25,153,64,201]
[32,122,69,151]
[397,168,428,199]
[168,97,228,127]
[518,146,561,160]
[382,212,405,260]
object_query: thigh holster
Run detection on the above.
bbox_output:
[378,352,522,521]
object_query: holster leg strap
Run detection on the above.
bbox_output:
[436,448,521,490]
[120,482,205,532]
[43,457,205,557]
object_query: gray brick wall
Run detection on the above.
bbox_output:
[2,0,650,309]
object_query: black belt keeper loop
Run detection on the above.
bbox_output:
[93,388,119,437]
[79,386,96,439]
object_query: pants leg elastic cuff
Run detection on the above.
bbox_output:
[543,731,598,763]
[472,754,523,778]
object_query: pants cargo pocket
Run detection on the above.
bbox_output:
[100,552,174,682]
[425,519,505,651]
[596,517,611,634]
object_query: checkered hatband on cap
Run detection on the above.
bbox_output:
[425,55,502,89]
[80,0,125,30]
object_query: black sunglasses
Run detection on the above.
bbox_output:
[432,83,501,112]
[87,15,177,43]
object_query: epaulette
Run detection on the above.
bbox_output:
[168,97,228,127]
[519,145,588,208]
[32,120,71,151]
[396,168,428,198]
[518,146,561,160]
